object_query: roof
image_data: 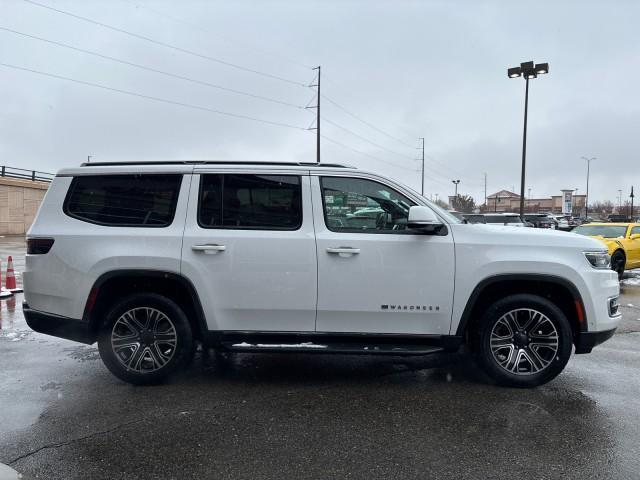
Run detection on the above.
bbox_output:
[58,161,359,177]
[486,190,520,199]
[79,161,352,168]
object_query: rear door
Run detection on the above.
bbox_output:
[312,174,455,335]
[181,169,317,332]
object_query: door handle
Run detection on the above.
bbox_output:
[192,244,226,254]
[326,247,361,255]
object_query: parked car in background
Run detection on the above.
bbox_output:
[573,222,640,279]
[523,214,555,229]
[607,214,631,222]
[483,213,527,227]
[462,214,486,224]
[548,215,573,231]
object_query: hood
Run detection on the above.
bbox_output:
[584,235,623,254]
[451,223,607,250]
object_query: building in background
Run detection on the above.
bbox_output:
[484,189,586,215]
[0,167,52,235]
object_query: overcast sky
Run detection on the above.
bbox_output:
[1,0,638,204]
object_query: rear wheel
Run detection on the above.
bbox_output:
[471,294,572,387]
[611,250,625,280]
[98,293,193,385]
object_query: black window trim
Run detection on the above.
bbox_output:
[319,175,421,235]
[196,173,304,231]
[62,174,183,228]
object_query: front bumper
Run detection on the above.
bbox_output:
[574,328,617,354]
[23,302,95,344]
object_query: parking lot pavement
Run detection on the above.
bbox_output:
[1,239,640,479]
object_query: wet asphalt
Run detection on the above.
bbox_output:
[1,237,640,480]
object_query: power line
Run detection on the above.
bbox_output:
[22,0,308,87]
[324,117,416,161]
[0,62,306,130]
[117,0,315,71]
[0,26,305,110]
[321,93,417,149]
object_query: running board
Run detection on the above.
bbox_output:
[221,341,446,356]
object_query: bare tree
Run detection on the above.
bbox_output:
[451,194,476,213]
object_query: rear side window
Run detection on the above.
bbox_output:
[199,174,302,230]
[64,174,182,227]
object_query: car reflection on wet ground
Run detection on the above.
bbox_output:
[1,237,639,479]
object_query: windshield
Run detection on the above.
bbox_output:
[574,225,627,238]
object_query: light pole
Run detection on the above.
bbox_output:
[581,156,595,218]
[618,189,622,212]
[507,61,549,217]
[452,179,460,197]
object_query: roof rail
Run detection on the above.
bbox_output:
[79,160,354,168]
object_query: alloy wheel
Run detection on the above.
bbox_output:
[111,307,178,373]
[490,308,559,376]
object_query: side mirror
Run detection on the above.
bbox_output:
[407,206,445,234]
[630,234,640,240]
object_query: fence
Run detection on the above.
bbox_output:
[0,166,54,183]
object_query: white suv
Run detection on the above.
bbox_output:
[23,161,621,387]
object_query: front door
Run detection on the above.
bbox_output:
[181,171,317,332]
[312,174,455,335]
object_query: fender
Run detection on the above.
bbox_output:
[83,269,208,339]
[455,273,587,336]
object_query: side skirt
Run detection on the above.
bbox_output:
[205,331,463,356]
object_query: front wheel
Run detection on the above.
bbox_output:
[98,293,193,385]
[471,294,573,388]
[611,250,625,280]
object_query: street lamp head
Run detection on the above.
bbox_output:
[520,61,534,69]
[524,71,537,79]
[535,62,549,74]
[507,67,522,78]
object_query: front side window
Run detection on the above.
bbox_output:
[198,174,302,230]
[321,176,415,232]
[64,174,182,227]
[630,226,640,236]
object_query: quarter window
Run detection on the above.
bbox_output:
[320,176,415,232]
[64,174,182,227]
[631,226,640,236]
[198,174,302,230]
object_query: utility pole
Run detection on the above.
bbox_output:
[309,66,321,164]
[631,186,635,220]
[484,173,487,210]
[87,155,92,163]
[419,137,425,196]
[581,156,595,218]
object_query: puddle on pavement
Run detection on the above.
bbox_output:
[0,293,30,341]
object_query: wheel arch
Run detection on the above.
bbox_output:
[457,274,587,342]
[82,270,208,344]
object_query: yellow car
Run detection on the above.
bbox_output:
[573,223,640,279]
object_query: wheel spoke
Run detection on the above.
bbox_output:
[490,307,559,376]
[111,306,177,374]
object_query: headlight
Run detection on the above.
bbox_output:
[584,251,611,269]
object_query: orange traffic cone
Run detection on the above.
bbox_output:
[6,256,22,293]
[0,259,11,298]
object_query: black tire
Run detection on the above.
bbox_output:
[98,293,193,385]
[611,250,625,280]
[471,294,573,388]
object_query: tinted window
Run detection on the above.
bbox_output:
[485,215,522,224]
[64,174,181,227]
[199,174,302,230]
[321,176,415,232]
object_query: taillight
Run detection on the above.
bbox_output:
[27,238,55,254]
